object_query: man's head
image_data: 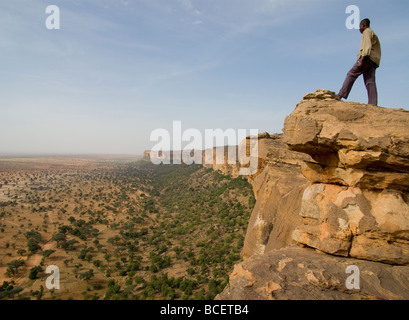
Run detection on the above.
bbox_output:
[360,18,371,34]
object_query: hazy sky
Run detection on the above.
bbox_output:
[1,0,408,154]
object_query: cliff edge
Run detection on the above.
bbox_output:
[217,89,409,300]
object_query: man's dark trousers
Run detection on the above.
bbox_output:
[338,57,379,106]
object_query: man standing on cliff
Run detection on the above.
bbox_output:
[336,19,381,106]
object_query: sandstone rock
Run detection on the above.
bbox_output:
[302,89,338,101]
[282,90,409,265]
[241,164,306,259]
[142,150,151,162]
[284,91,409,178]
[202,146,240,178]
[143,146,241,177]
[201,133,280,178]
[350,233,409,265]
[217,247,409,300]
[241,134,309,259]
[220,90,409,300]
[301,161,409,191]
[291,184,409,264]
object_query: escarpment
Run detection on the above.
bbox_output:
[217,90,409,300]
[285,90,409,265]
[239,133,309,259]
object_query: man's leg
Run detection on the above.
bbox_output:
[338,58,374,100]
[363,63,378,106]
[338,60,364,100]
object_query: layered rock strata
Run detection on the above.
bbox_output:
[217,246,409,300]
[284,90,409,265]
[142,147,241,177]
[239,134,309,259]
[218,90,409,300]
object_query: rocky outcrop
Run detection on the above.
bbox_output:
[142,147,241,177]
[202,146,240,178]
[284,90,409,265]
[218,90,409,300]
[285,89,409,191]
[240,134,309,259]
[217,246,409,300]
[142,150,152,162]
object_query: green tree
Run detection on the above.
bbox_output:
[42,249,56,259]
[0,281,23,299]
[29,266,43,280]
[79,269,94,281]
[6,260,25,276]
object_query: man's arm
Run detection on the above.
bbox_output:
[357,29,372,66]
[359,29,373,58]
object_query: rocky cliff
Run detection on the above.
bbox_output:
[202,146,241,178]
[143,134,309,259]
[142,147,241,177]
[217,90,409,300]
[239,133,309,259]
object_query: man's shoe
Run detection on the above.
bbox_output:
[334,94,343,101]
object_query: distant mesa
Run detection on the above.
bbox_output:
[142,150,152,162]
[143,132,282,177]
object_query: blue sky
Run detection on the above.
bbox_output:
[0,0,408,154]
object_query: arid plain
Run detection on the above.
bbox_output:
[0,156,255,300]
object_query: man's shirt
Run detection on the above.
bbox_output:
[358,27,381,67]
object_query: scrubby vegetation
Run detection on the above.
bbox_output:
[0,158,255,300]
